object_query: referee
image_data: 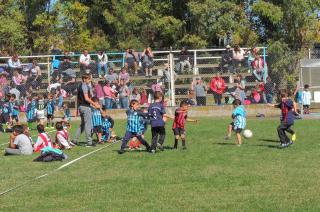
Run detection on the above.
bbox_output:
[72,73,100,146]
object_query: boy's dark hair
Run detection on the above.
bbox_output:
[232,99,241,106]
[82,73,91,80]
[37,124,45,133]
[55,121,64,131]
[304,84,309,89]
[180,100,188,107]
[280,90,288,98]
[154,91,163,100]
[92,97,99,102]
[11,93,16,98]
[101,106,107,111]
[13,125,24,135]
[129,99,139,108]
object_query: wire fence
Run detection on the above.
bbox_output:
[0,47,318,114]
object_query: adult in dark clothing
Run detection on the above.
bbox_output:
[220,45,234,73]
[177,47,191,73]
[72,74,100,146]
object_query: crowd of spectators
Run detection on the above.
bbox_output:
[0,45,275,110]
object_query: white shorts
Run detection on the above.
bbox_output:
[36,110,45,119]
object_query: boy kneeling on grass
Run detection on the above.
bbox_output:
[225,99,246,146]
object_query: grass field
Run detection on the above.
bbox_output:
[0,117,320,211]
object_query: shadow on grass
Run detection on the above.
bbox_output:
[259,139,279,143]
[255,144,281,149]
[213,142,236,146]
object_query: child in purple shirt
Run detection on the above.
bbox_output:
[148,91,172,152]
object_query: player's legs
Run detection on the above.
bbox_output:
[236,132,242,146]
[158,127,166,148]
[181,130,187,149]
[151,127,159,150]
[277,124,290,146]
[135,134,150,150]
[173,128,180,149]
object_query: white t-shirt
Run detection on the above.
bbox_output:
[302,90,312,105]
[79,54,91,66]
[233,49,245,60]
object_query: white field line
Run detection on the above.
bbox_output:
[0,140,119,197]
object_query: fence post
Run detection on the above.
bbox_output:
[263,47,267,64]
[193,50,198,75]
[47,57,51,87]
[169,48,176,107]
[122,53,125,67]
[308,48,311,59]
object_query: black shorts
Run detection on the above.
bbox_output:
[11,115,19,122]
[152,126,166,136]
[47,114,54,119]
[93,126,102,133]
[230,122,243,133]
[173,128,185,136]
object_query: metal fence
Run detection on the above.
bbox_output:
[0,47,298,110]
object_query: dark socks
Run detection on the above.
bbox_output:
[174,139,178,149]
[182,139,186,147]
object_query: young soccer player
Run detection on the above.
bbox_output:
[25,95,37,130]
[46,94,55,129]
[271,91,296,147]
[225,99,247,146]
[62,102,71,122]
[9,94,20,125]
[148,91,172,152]
[36,94,46,125]
[118,99,151,154]
[101,107,114,142]
[91,97,103,144]
[172,100,198,150]
[302,84,312,114]
[55,121,73,150]
[34,124,53,152]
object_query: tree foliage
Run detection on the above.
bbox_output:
[0,0,319,54]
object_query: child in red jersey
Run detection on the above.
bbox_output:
[172,100,198,150]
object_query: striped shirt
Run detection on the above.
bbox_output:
[232,105,246,129]
[126,109,146,133]
[26,101,36,121]
[9,101,19,116]
[172,108,188,129]
[92,108,102,127]
[47,100,55,115]
[102,117,112,133]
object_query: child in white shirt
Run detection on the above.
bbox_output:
[302,84,312,114]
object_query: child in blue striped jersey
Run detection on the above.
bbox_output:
[9,94,20,125]
[46,94,55,129]
[26,95,37,130]
[118,99,151,154]
[91,97,103,144]
[101,107,114,142]
[225,99,247,146]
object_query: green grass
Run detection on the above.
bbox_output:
[1,117,320,211]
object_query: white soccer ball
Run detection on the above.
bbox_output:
[243,129,253,139]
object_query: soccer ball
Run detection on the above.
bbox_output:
[243,129,253,139]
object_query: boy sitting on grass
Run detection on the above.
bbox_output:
[225,99,247,146]
[34,124,53,152]
[5,125,33,156]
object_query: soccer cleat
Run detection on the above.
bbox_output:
[292,134,296,142]
[118,149,125,154]
[149,149,156,154]
[280,143,288,148]
[288,141,293,146]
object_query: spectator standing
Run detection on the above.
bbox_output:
[94,81,105,106]
[125,48,139,75]
[210,73,226,105]
[97,51,108,78]
[130,88,141,102]
[103,81,113,109]
[232,45,245,71]
[220,45,234,73]
[264,76,275,103]
[72,74,100,147]
[234,74,246,103]
[178,47,191,74]
[28,60,42,89]
[191,77,207,106]
[12,71,27,95]
[141,47,154,77]
[302,84,312,114]
[105,68,118,84]
[140,89,148,106]
[252,54,268,83]
[119,67,130,85]
[118,79,130,109]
